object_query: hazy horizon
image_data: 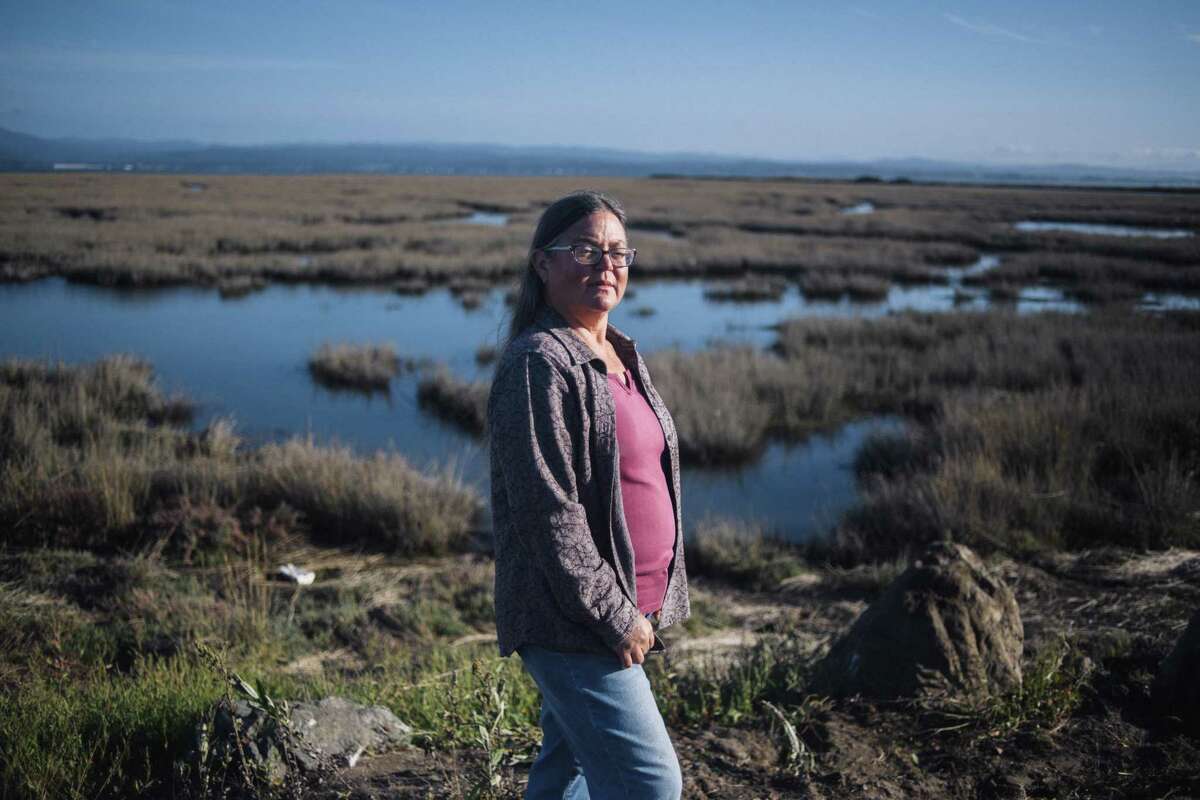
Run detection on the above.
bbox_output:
[2,1,1198,171]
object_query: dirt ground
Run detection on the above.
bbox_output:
[315,548,1200,800]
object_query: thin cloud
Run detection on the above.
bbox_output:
[944,13,1047,45]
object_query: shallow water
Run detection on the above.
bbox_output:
[436,211,510,226]
[1015,220,1193,239]
[0,268,1100,541]
[1140,292,1200,312]
[841,202,876,215]
[685,417,902,538]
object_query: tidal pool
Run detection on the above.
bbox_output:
[1015,220,1194,239]
[841,202,876,215]
[0,268,1088,541]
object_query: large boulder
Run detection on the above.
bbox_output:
[812,542,1023,699]
[1152,606,1200,735]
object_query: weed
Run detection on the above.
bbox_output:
[924,638,1090,743]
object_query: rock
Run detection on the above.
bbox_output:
[196,695,412,784]
[811,542,1023,699]
[1152,606,1200,734]
[206,699,291,784]
[290,696,413,766]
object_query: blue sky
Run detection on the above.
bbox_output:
[1,1,1197,168]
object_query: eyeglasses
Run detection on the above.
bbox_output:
[543,243,637,269]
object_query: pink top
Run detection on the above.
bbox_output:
[607,369,676,614]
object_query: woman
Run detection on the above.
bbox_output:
[488,190,689,799]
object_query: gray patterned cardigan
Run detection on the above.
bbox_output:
[488,305,690,657]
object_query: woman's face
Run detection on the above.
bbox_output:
[533,211,629,321]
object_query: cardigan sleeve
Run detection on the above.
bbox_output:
[488,352,641,651]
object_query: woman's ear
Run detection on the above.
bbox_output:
[531,252,549,284]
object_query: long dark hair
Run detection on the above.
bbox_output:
[506,190,627,346]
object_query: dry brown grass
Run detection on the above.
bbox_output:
[307,341,404,391]
[3,174,1196,297]
[416,369,490,437]
[0,355,480,555]
[788,310,1200,562]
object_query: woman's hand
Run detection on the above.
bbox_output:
[615,615,655,668]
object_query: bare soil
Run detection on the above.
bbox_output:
[317,548,1200,799]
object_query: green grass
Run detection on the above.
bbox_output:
[650,636,816,728]
[0,654,226,800]
[926,638,1089,742]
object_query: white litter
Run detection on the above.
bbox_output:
[276,563,315,586]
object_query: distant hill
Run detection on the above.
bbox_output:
[2,126,1198,188]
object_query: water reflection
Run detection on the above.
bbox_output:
[684,417,902,542]
[1015,220,1193,239]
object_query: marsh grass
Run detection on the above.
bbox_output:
[703,276,789,302]
[799,272,891,301]
[646,344,851,466]
[0,355,480,555]
[416,369,491,437]
[307,341,404,391]
[800,310,1200,562]
[6,175,1196,306]
[250,437,480,554]
[685,517,811,591]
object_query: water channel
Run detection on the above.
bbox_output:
[1014,220,1194,239]
[0,258,1185,542]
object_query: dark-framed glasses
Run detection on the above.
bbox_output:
[543,243,636,269]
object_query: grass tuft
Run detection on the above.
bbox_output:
[307,341,403,391]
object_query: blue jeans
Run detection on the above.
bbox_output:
[517,644,682,799]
